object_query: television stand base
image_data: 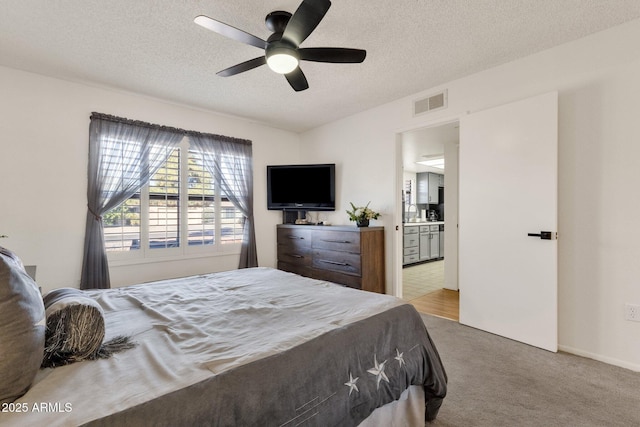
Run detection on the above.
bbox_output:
[282,210,307,224]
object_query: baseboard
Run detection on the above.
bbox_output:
[559,345,640,372]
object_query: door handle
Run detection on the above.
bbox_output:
[527,231,555,240]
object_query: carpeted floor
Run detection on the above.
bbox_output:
[421,314,640,427]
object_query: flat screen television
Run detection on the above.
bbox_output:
[267,163,335,211]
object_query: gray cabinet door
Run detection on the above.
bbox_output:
[417,173,442,204]
[416,172,429,204]
[429,230,440,259]
[419,231,430,260]
[428,173,440,203]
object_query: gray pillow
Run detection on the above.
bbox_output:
[0,247,45,404]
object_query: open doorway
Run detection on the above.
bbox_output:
[399,121,459,321]
[395,92,558,348]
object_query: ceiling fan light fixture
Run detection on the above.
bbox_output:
[266,46,299,74]
[195,1,366,90]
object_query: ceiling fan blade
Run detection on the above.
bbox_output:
[194,15,267,50]
[282,0,331,46]
[299,47,366,63]
[285,68,309,91]
[217,56,266,77]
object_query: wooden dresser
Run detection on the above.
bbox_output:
[276,224,385,293]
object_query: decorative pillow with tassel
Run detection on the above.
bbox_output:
[42,288,135,368]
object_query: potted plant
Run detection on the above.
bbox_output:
[346,202,381,227]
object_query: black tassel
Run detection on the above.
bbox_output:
[96,335,137,359]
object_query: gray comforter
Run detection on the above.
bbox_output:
[2,267,446,426]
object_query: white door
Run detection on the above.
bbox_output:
[459,92,558,352]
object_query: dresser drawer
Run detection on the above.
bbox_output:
[310,268,362,290]
[277,227,311,251]
[312,249,361,276]
[277,246,312,266]
[312,230,360,253]
[278,261,311,277]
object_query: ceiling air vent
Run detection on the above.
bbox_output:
[413,89,448,116]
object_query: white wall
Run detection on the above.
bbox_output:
[301,19,640,371]
[0,66,300,291]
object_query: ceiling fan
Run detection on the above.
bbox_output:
[194,0,366,92]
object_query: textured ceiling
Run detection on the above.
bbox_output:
[2,1,640,133]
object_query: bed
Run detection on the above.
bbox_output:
[1,265,447,426]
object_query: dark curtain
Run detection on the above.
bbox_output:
[80,113,184,289]
[189,133,257,268]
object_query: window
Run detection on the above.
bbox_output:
[103,138,243,258]
[82,112,256,290]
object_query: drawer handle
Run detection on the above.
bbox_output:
[290,254,304,258]
[287,235,304,240]
[321,239,352,244]
[319,259,350,266]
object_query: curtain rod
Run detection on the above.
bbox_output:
[90,112,252,146]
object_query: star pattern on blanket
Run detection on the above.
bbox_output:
[343,345,420,401]
[367,354,389,389]
[344,372,359,396]
[395,348,405,368]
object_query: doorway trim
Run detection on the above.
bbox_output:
[393,115,461,300]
